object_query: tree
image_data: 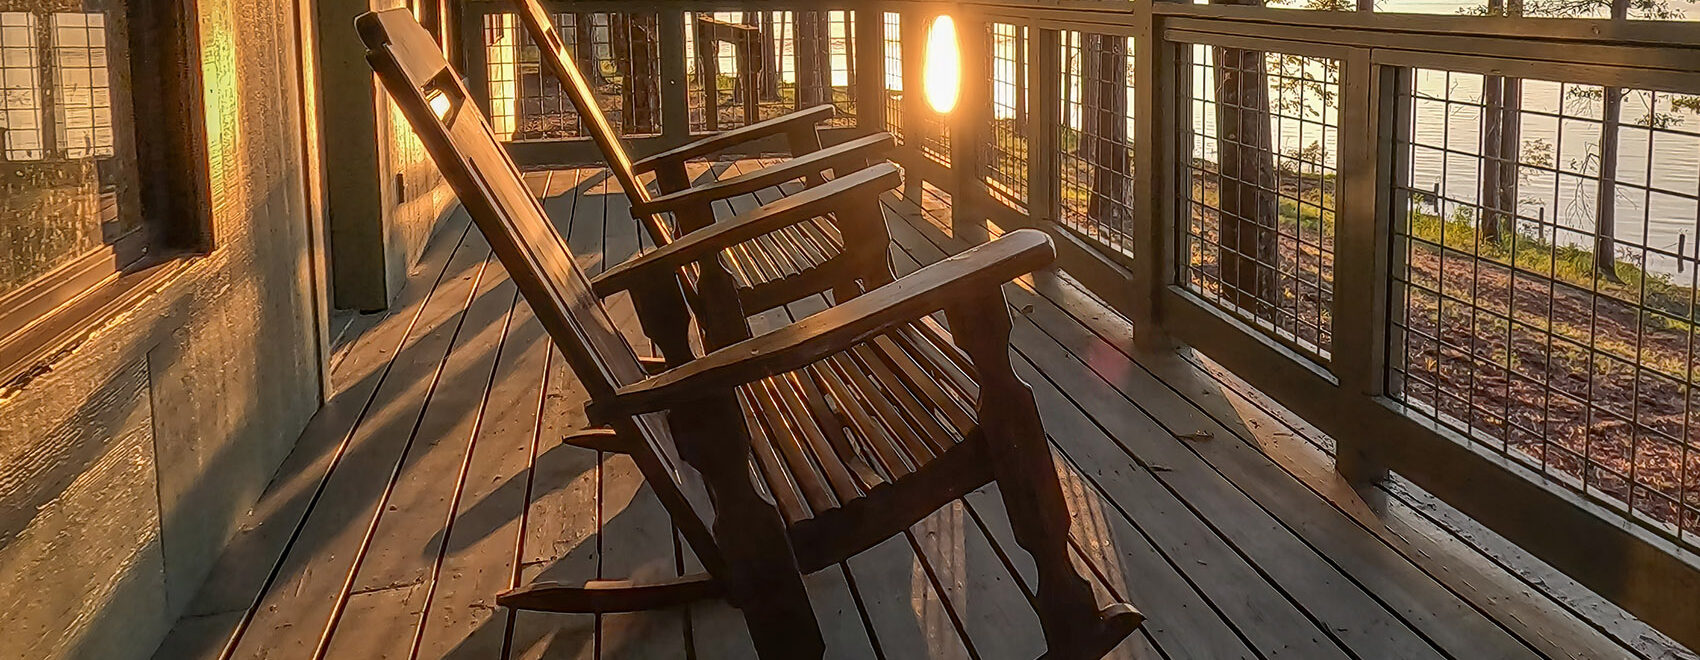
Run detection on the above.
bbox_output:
[759,12,779,101]
[1212,0,1281,316]
[1081,34,1132,239]
[1466,0,1696,281]
[1592,0,1629,282]
[795,12,831,109]
[625,14,660,134]
[1478,0,1523,243]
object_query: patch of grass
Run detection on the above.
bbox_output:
[1406,210,1699,328]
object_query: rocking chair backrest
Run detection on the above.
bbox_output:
[359,9,650,399]
[359,8,722,568]
[509,0,676,244]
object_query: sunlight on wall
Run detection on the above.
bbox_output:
[923,15,958,114]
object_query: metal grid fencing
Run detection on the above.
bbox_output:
[1387,67,1700,542]
[686,10,857,133]
[921,109,951,165]
[482,12,519,140]
[482,11,664,141]
[882,11,903,143]
[1178,42,1340,362]
[1057,30,1135,256]
[982,22,1028,211]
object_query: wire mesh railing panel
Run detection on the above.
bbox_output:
[481,11,664,141]
[686,10,857,133]
[921,109,951,165]
[883,11,903,143]
[483,13,519,140]
[1178,42,1340,362]
[982,22,1029,211]
[1388,68,1700,545]
[1058,30,1135,256]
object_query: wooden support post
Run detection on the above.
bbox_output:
[854,6,886,137]
[900,7,926,199]
[660,10,691,148]
[461,3,493,116]
[953,10,989,244]
[1031,27,1060,230]
[1132,3,1174,351]
[1332,48,1390,488]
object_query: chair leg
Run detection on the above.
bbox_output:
[675,391,825,659]
[948,295,1142,659]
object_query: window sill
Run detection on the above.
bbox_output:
[0,254,192,392]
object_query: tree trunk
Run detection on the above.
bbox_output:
[1477,0,1524,242]
[611,15,636,129]
[760,12,779,100]
[1083,35,1131,237]
[575,14,601,86]
[1594,0,1628,283]
[795,12,826,108]
[628,14,659,133]
[1211,0,1280,317]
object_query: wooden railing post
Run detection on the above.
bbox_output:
[1331,47,1392,488]
[854,5,887,137]
[899,5,927,199]
[1131,0,1172,351]
[953,9,989,243]
[1030,28,1059,230]
[461,3,494,117]
[660,10,691,147]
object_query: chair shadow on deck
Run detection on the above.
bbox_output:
[151,169,624,659]
[426,438,964,660]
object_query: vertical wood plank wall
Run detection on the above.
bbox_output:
[0,0,324,658]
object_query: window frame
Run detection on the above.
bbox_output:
[0,0,211,388]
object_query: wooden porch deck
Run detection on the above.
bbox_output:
[152,160,1664,660]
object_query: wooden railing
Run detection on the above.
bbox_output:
[455,0,1700,647]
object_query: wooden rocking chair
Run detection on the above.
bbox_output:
[360,9,1141,658]
[511,0,896,346]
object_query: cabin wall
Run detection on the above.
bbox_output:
[321,0,454,311]
[0,0,323,658]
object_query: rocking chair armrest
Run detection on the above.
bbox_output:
[609,229,1057,415]
[592,162,904,298]
[629,133,895,218]
[630,105,836,175]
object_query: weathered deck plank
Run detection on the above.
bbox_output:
[153,161,1651,660]
[226,219,498,659]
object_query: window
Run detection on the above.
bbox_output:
[0,0,191,380]
[50,12,114,160]
[1,12,45,161]
[0,1,141,305]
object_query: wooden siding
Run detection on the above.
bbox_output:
[0,0,325,658]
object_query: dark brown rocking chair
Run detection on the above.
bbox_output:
[360,9,1142,658]
[511,0,896,346]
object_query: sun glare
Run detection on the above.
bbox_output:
[923,15,959,114]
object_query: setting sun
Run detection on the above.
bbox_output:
[923,15,959,114]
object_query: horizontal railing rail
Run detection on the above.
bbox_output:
[453,0,1700,648]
